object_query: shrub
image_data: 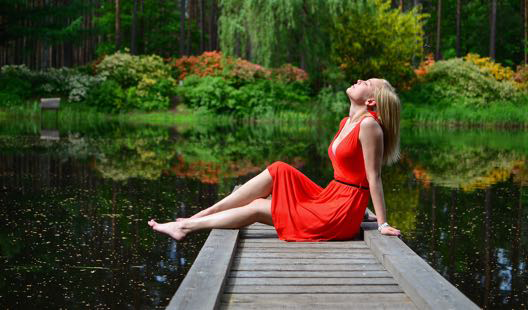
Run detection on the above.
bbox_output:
[464,53,514,81]
[94,51,177,111]
[178,75,310,115]
[0,64,103,102]
[407,58,519,106]
[315,87,349,119]
[85,79,126,111]
[167,51,307,85]
[514,64,528,90]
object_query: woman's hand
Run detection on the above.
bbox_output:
[380,226,401,236]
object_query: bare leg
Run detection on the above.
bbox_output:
[179,168,272,220]
[149,199,272,240]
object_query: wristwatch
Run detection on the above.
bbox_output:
[378,222,389,232]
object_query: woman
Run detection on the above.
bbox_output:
[148,78,401,240]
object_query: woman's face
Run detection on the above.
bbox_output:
[346,78,384,103]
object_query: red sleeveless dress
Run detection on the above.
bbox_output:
[267,112,379,241]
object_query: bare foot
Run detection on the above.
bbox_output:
[148,219,189,241]
[175,218,188,222]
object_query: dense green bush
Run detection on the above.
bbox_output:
[406,58,520,106]
[178,75,310,115]
[92,51,177,111]
[0,64,103,103]
[85,79,126,111]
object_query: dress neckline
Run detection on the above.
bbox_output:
[331,115,365,157]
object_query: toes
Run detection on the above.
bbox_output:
[148,219,158,227]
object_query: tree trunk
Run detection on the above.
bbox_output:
[489,0,497,60]
[435,0,442,60]
[456,0,461,57]
[115,0,121,50]
[131,0,138,54]
[200,0,205,52]
[210,0,217,50]
[180,0,186,56]
[140,0,145,54]
[523,0,528,65]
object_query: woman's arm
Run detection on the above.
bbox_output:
[359,118,401,236]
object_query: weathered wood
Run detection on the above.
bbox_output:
[233,257,379,265]
[224,284,403,294]
[230,270,393,278]
[221,293,416,309]
[235,252,376,259]
[227,277,397,286]
[239,241,368,248]
[40,98,60,109]
[238,247,373,253]
[362,210,479,310]
[166,229,239,310]
[230,263,385,271]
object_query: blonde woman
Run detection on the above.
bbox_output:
[148,78,401,240]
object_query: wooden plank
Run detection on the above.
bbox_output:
[166,229,239,310]
[227,277,397,286]
[238,247,373,253]
[230,270,393,278]
[362,212,479,310]
[235,252,376,259]
[221,293,416,309]
[231,263,385,271]
[233,258,379,265]
[239,241,368,248]
[220,302,415,310]
[224,284,403,294]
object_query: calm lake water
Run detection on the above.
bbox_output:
[1,115,526,309]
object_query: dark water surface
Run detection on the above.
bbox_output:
[0,116,526,309]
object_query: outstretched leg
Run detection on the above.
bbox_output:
[182,168,273,220]
[149,198,272,241]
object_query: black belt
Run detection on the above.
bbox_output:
[334,179,369,190]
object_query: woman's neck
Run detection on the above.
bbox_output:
[348,105,369,123]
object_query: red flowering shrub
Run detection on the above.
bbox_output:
[272,64,309,83]
[414,53,435,78]
[167,51,308,84]
[168,51,224,80]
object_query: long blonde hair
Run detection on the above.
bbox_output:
[374,80,401,165]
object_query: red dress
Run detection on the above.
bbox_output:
[267,112,379,241]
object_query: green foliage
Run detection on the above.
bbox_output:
[178,75,310,115]
[406,58,520,106]
[85,79,126,111]
[424,0,523,67]
[92,51,177,111]
[331,0,426,89]
[0,64,103,102]
[95,51,174,88]
[314,87,349,121]
[219,0,341,86]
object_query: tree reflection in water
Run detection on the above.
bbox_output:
[0,119,526,308]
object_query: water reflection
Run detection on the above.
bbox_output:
[0,118,527,309]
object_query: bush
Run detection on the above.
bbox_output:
[93,51,177,111]
[406,58,519,106]
[178,75,310,115]
[167,51,308,85]
[0,64,103,102]
[85,79,126,111]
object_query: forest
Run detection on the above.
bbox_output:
[0,0,527,124]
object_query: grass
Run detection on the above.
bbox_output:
[402,99,528,129]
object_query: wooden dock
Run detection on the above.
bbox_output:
[167,201,479,309]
